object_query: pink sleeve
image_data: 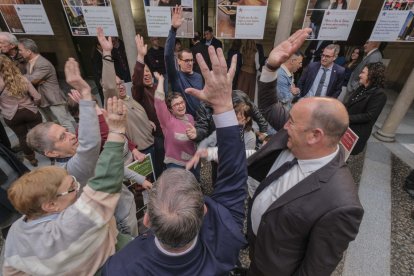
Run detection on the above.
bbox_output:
[154,97,172,130]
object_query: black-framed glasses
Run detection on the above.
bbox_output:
[56,176,80,197]
[180,59,193,63]
[321,54,334,59]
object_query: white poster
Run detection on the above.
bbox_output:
[143,0,194,38]
[61,0,118,37]
[370,0,414,42]
[0,0,53,35]
[216,0,268,39]
[302,0,362,41]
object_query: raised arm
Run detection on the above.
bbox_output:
[258,28,312,131]
[186,46,246,225]
[131,34,147,103]
[64,58,100,186]
[153,73,172,130]
[97,27,118,106]
[164,6,184,85]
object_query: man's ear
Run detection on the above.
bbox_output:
[203,204,208,215]
[308,128,324,145]
[41,201,58,214]
[143,212,151,228]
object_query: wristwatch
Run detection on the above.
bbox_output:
[265,59,278,72]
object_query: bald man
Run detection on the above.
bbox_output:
[246,39,364,275]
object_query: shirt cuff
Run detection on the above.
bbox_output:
[212,110,238,128]
[260,66,278,83]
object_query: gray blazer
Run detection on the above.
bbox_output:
[347,49,382,92]
[25,55,66,107]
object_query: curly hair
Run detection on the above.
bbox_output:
[366,62,385,88]
[0,54,28,98]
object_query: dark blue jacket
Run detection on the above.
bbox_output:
[165,27,203,118]
[102,123,248,275]
[298,62,345,99]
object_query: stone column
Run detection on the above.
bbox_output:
[374,68,414,142]
[115,0,137,77]
[274,0,297,47]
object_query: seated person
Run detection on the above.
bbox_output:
[102,42,248,276]
[2,96,129,275]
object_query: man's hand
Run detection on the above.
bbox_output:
[132,148,146,163]
[185,46,235,114]
[290,84,300,95]
[185,123,197,140]
[186,149,208,170]
[153,72,163,82]
[65,58,92,101]
[68,89,81,104]
[266,28,311,69]
[142,180,152,190]
[135,34,147,62]
[97,27,112,55]
[102,96,127,135]
[171,5,184,29]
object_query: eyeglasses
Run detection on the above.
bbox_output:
[56,176,80,197]
[180,59,193,63]
[172,101,185,108]
[321,54,335,59]
[116,81,125,87]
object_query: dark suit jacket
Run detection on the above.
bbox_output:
[247,76,364,276]
[25,55,66,108]
[201,37,223,49]
[298,62,345,98]
[191,41,211,73]
[345,86,387,155]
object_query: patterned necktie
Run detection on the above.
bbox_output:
[252,158,298,201]
[315,68,328,96]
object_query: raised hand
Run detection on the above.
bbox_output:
[102,96,127,134]
[65,58,92,101]
[185,149,208,170]
[171,5,184,29]
[135,34,147,61]
[68,89,81,104]
[97,27,112,54]
[153,72,164,82]
[267,28,312,69]
[185,46,235,114]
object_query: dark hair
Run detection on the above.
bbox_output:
[193,32,201,42]
[230,39,242,51]
[175,39,181,46]
[234,102,253,131]
[204,26,213,33]
[366,62,386,88]
[166,92,184,110]
[331,0,347,9]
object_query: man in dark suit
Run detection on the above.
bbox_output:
[18,38,75,133]
[246,30,364,276]
[201,26,222,49]
[191,31,211,73]
[298,44,345,98]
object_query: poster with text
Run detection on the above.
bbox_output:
[0,0,53,35]
[61,0,117,36]
[302,0,362,41]
[143,0,194,38]
[216,0,268,39]
[370,0,414,42]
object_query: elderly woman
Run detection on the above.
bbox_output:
[345,62,387,155]
[2,97,130,276]
[0,54,42,166]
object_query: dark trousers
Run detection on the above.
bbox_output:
[0,121,11,149]
[153,135,166,178]
[4,108,42,158]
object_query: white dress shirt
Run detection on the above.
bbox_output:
[251,147,339,235]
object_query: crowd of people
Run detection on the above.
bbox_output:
[0,4,393,276]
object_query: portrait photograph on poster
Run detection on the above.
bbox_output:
[217,5,237,38]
